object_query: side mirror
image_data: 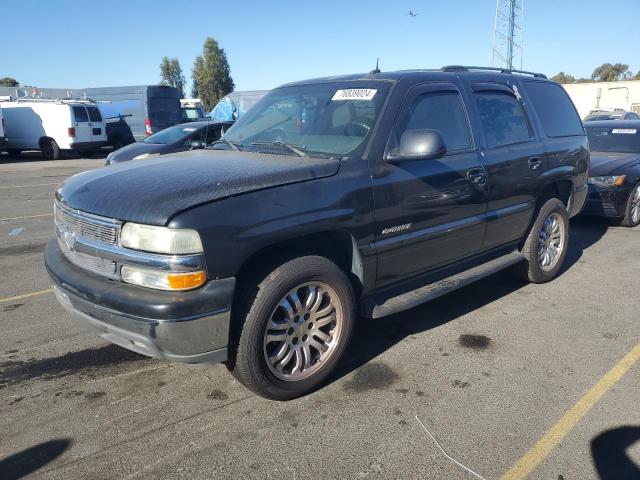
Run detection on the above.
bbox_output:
[190,140,205,150]
[386,129,447,162]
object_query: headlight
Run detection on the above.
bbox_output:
[120,223,203,254]
[588,175,626,187]
[121,265,206,291]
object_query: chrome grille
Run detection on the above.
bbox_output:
[54,201,118,245]
[58,237,117,277]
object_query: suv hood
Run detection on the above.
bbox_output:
[589,151,640,176]
[58,150,340,225]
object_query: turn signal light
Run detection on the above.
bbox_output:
[614,176,626,187]
[167,271,206,290]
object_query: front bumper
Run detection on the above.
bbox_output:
[581,184,630,218]
[45,239,235,363]
[70,141,108,151]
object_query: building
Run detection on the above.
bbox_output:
[562,80,640,119]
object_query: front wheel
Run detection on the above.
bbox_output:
[516,198,570,283]
[230,256,355,400]
[620,183,640,228]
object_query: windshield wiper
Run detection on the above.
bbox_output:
[210,139,241,151]
[251,141,307,157]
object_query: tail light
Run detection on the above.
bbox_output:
[68,127,76,137]
[145,118,152,136]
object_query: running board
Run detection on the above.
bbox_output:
[367,250,524,319]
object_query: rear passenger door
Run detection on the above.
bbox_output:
[86,106,106,143]
[373,83,488,286]
[469,82,544,249]
[72,106,92,144]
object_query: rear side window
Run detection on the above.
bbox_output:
[524,81,583,137]
[391,91,473,152]
[475,92,531,148]
[73,106,88,122]
[87,106,102,122]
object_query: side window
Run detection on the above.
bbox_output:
[73,106,88,123]
[204,125,223,144]
[475,92,532,148]
[390,91,473,153]
[524,81,583,137]
[87,106,102,122]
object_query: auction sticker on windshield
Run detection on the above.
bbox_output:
[332,89,377,101]
[612,128,637,134]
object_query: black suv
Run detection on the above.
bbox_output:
[45,66,588,400]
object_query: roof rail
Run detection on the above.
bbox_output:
[14,97,97,105]
[441,65,547,79]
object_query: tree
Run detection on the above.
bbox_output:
[191,56,204,98]
[159,57,185,98]
[635,71,640,80]
[551,72,575,84]
[0,77,19,87]
[191,37,234,110]
[591,63,632,82]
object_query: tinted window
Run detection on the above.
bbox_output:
[585,127,640,153]
[143,125,200,144]
[87,106,102,122]
[524,81,583,137]
[476,92,531,148]
[73,106,88,122]
[148,97,181,126]
[391,91,472,152]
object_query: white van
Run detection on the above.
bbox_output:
[0,99,108,159]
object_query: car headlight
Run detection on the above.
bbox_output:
[588,175,626,187]
[121,265,206,291]
[120,223,203,254]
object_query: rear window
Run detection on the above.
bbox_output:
[585,127,640,153]
[524,81,583,137]
[149,97,181,125]
[87,106,102,122]
[475,92,532,148]
[72,106,88,122]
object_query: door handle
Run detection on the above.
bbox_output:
[467,168,487,185]
[528,157,542,170]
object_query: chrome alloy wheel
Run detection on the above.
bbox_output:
[263,282,343,381]
[631,185,640,224]
[537,212,565,271]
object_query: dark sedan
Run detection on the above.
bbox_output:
[583,120,640,227]
[105,120,234,165]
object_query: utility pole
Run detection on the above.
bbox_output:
[492,0,524,70]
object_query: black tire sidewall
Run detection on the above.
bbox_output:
[523,198,570,283]
[622,183,640,227]
[234,256,355,400]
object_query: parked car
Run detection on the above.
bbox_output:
[87,85,182,141]
[45,66,588,400]
[0,99,107,159]
[0,107,6,148]
[583,120,640,227]
[105,120,233,164]
[584,109,640,122]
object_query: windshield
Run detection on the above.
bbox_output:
[586,126,640,153]
[223,82,389,157]
[143,125,199,144]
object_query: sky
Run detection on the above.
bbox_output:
[2,0,639,93]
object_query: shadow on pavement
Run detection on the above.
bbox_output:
[0,149,109,164]
[0,439,71,480]
[329,214,611,387]
[591,426,640,479]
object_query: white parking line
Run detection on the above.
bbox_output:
[0,182,59,189]
[0,213,53,222]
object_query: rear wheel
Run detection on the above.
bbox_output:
[620,183,640,228]
[516,198,569,283]
[40,138,61,160]
[230,256,355,400]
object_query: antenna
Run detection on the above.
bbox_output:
[491,0,524,70]
[369,58,381,75]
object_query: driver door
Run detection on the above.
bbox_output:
[372,83,488,287]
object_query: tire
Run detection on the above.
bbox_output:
[230,255,355,400]
[40,138,60,160]
[620,183,640,228]
[516,198,570,283]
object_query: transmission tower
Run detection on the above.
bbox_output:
[491,0,524,70]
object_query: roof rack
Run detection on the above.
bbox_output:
[14,97,97,105]
[441,65,547,79]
